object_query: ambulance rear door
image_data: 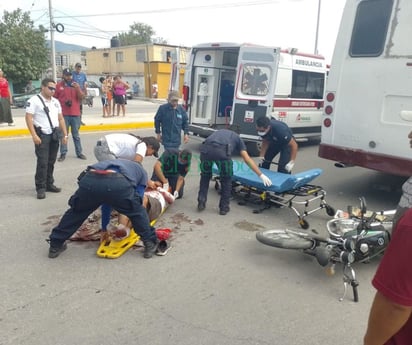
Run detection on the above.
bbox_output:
[231,46,280,139]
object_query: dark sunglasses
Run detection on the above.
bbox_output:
[48,86,56,91]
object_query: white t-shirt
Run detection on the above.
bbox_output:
[26,94,62,134]
[105,133,147,160]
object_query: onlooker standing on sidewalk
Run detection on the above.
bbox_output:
[112,75,129,116]
[25,78,68,199]
[0,68,15,126]
[72,62,88,125]
[152,82,158,98]
[132,81,139,97]
[54,68,87,161]
[154,90,189,150]
[99,76,110,117]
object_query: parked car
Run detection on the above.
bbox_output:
[13,88,41,108]
[84,81,100,107]
[126,88,133,100]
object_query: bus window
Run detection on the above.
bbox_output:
[241,65,270,96]
[291,70,324,99]
[350,0,393,57]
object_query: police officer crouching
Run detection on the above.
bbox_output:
[47,159,158,259]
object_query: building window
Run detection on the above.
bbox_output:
[56,55,68,67]
[136,49,146,62]
[116,51,124,62]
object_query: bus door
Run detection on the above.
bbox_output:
[231,46,280,137]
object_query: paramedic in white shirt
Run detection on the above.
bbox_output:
[94,133,160,163]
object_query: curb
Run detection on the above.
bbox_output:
[0,122,154,138]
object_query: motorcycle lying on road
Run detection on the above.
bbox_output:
[256,197,394,302]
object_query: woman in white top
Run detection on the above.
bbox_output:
[94,134,160,163]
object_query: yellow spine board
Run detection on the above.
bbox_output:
[96,218,159,259]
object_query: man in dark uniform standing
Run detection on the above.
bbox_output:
[197,129,272,215]
[255,116,298,174]
[47,159,158,259]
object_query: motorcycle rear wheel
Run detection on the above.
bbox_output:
[256,229,313,249]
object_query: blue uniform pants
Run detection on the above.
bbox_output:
[49,172,157,247]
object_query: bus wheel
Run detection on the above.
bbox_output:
[246,141,261,157]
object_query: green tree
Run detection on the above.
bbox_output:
[117,22,168,46]
[0,9,49,86]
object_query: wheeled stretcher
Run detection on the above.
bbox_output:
[212,161,335,229]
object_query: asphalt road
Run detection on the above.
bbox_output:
[0,130,406,345]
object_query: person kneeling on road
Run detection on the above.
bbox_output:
[197,128,272,216]
[152,148,192,199]
[47,159,158,259]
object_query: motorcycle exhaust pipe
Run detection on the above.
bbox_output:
[334,162,354,168]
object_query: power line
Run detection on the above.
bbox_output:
[53,0,283,19]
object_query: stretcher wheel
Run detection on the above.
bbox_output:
[325,205,335,217]
[299,218,309,229]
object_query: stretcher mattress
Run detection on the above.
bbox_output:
[213,161,322,193]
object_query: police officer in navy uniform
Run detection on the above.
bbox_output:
[197,129,272,215]
[255,116,298,174]
[47,159,158,259]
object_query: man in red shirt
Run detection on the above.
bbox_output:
[364,209,412,344]
[54,68,87,161]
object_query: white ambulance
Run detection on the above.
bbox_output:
[183,42,327,155]
[318,0,412,176]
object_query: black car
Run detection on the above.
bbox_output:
[13,88,41,108]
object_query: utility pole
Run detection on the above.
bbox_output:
[314,0,321,55]
[48,0,57,81]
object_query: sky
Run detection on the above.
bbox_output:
[1,0,346,62]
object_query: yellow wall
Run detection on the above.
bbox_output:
[85,44,188,99]
[143,62,185,99]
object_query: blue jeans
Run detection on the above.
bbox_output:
[60,115,83,156]
[49,172,157,247]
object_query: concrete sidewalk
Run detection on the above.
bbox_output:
[0,98,164,138]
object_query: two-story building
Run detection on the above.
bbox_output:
[83,42,190,99]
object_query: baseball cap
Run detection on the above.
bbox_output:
[75,63,81,68]
[62,68,72,75]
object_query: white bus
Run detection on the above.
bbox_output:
[318,0,412,177]
[183,43,327,155]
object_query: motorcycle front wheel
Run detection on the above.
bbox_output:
[256,229,313,249]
